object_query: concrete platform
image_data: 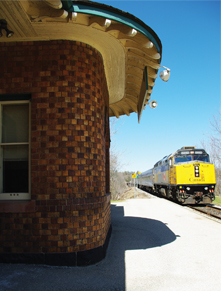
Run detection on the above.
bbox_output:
[0,195,221,291]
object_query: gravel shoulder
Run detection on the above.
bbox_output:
[119,187,154,200]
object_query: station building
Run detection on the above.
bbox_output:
[0,0,163,266]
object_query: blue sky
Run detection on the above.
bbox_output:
[97,0,221,172]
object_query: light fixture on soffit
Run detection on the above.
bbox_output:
[0,19,14,38]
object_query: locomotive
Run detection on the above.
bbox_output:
[137,147,216,204]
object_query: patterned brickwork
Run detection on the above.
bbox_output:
[0,40,111,258]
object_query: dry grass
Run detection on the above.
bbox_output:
[115,187,153,201]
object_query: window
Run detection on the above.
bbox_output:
[0,101,30,200]
[174,156,192,164]
[193,155,209,162]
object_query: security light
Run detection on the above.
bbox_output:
[159,65,170,82]
[0,19,14,38]
[149,100,158,109]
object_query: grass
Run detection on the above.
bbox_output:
[111,200,125,203]
[213,196,221,206]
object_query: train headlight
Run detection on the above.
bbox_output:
[186,187,190,191]
[204,187,208,190]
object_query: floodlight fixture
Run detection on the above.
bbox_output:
[149,100,158,109]
[0,19,14,38]
[159,65,170,82]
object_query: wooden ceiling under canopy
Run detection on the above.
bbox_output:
[0,0,163,122]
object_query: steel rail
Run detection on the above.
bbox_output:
[188,204,221,220]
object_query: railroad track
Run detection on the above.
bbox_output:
[188,204,221,220]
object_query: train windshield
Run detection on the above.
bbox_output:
[174,154,209,164]
[193,154,209,162]
[174,156,192,164]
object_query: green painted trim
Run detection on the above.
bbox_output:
[61,1,160,53]
[145,66,148,90]
[61,0,73,11]
[138,66,149,124]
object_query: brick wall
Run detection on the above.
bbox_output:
[0,40,111,265]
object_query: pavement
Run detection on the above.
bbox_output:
[0,192,221,291]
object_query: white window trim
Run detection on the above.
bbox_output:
[0,100,31,201]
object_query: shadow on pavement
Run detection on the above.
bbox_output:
[0,203,177,291]
[106,204,177,290]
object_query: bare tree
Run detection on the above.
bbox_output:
[210,112,221,163]
[110,117,127,200]
[202,109,221,196]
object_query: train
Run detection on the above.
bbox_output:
[137,147,216,204]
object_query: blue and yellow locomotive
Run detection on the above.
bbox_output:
[138,147,216,204]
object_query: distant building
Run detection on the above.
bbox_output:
[0,0,162,266]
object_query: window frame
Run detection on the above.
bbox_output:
[0,100,31,201]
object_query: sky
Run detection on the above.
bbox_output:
[96,0,221,173]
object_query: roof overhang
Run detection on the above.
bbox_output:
[0,0,163,122]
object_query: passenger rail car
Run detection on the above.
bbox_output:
[138,147,216,204]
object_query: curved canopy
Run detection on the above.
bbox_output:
[0,0,163,121]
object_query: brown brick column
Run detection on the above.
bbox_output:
[0,40,111,266]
